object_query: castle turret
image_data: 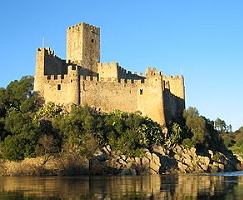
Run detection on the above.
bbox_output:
[67,65,80,105]
[34,47,66,97]
[34,47,53,96]
[137,68,166,126]
[66,22,100,73]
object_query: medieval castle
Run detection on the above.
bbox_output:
[34,22,185,126]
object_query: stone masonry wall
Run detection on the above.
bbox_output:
[81,78,141,113]
[34,47,66,96]
[66,23,100,72]
[41,65,80,105]
[81,76,166,125]
[163,75,185,122]
[97,62,145,81]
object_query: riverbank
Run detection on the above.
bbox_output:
[1,145,243,176]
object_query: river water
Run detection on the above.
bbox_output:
[0,172,243,199]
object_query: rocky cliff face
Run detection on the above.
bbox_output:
[90,145,243,175]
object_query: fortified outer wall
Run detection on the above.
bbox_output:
[38,67,184,126]
[80,75,166,125]
[81,77,140,113]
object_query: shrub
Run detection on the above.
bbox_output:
[182,138,195,149]
[103,110,164,156]
[2,134,36,161]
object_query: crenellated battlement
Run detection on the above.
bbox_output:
[118,66,127,73]
[163,75,184,79]
[68,22,100,33]
[98,62,118,67]
[115,78,146,85]
[46,74,66,80]
[80,74,146,85]
[38,47,64,62]
[37,47,54,55]
[146,67,163,76]
[82,75,99,81]
[67,64,79,72]
[97,62,145,81]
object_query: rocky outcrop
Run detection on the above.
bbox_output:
[90,145,243,175]
[90,147,162,175]
[0,145,242,176]
[152,145,242,173]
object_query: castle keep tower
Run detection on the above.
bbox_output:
[34,22,185,127]
[66,22,100,73]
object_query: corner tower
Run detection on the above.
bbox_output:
[66,22,100,73]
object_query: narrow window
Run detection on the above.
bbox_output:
[57,84,61,90]
[91,39,94,43]
[140,89,143,95]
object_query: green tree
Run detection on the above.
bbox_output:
[222,132,235,147]
[0,76,42,160]
[103,110,164,157]
[214,118,227,133]
[214,118,232,134]
[183,107,209,146]
[0,88,8,140]
[2,132,37,161]
[5,76,35,111]
[53,105,104,157]
[182,107,224,151]
[4,109,33,135]
[0,88,7,118]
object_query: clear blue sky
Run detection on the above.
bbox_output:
[1,0,242,130]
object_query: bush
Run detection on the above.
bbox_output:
[2,134,36,161]
[103,110,164,157]
[222,134,235,147]
[182,107,224,151]
[53,105,105,156]
[182,138,195,149]
[35,102,63,119]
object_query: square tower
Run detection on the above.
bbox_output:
[66,22,100,73]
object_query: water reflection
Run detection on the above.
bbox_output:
[0,173,242,199]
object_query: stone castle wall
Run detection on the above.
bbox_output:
[97,62,145,81]
[34,22,185,126]
[163,75,185,123]
[42,65,80,105]
[81,77,140,113]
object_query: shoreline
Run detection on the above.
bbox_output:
[1,145,243,177]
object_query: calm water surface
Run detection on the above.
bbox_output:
[0,172,243,199]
